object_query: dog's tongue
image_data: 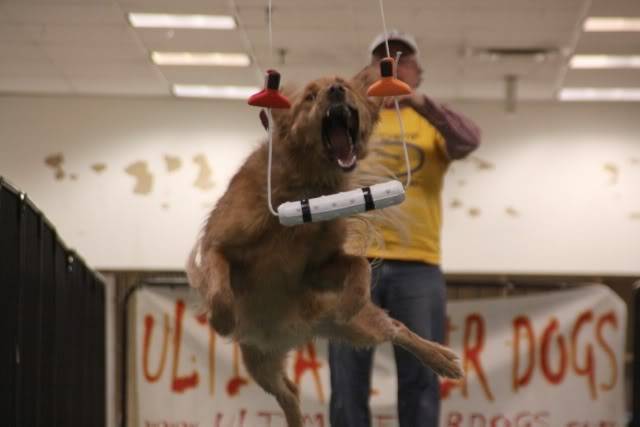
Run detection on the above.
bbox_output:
[329,127,355,168]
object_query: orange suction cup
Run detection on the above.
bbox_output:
[248,69,291,109]
[367,57,412,97]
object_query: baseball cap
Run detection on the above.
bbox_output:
[368,30,419,57]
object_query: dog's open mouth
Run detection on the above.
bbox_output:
[322,104,359,172]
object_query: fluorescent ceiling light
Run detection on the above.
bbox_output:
[559,88,640,102]
[584,17,640,32]
[173,84,260,99]
[128,13,236,30]
[152,52,250,66]
[571,55,640,69]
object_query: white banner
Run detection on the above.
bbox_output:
[129,285,627,427]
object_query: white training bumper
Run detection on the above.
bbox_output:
[277,180,405,226]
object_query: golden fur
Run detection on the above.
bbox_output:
[186,66,462,427]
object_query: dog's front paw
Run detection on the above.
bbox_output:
[209,291,235,336]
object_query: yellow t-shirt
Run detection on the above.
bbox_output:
[364,107,449,265]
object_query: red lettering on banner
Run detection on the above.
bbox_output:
[571,311,596,399]
[196,313,218,397]
[596,311,618,392]
[532,412,550,427]
[372,414,395,426]
[470,413,485,426]
[144,421,199,427]
[463,314,494,401]
[171,300,199,393]
[302,414,325,426]
[293,343,325,403]
[490,415,511,427]
[213,409,246,427]
[512,316,535,392]
[441,314,494,401]
[444,411,550,427]
[257,411,283,426]
[143,314,170,382]
[566,421,617,427]
[509,311,620,397]
[540,318,567,385]
[446,411,463,427]
[226,343,249,396]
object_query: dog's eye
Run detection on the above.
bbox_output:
[305,92,316,102]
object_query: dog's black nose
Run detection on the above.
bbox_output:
[328,84,346,102]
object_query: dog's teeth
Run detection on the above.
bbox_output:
[338,154,357,169]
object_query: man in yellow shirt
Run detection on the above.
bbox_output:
[329,31,481,427]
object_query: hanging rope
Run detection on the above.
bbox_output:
[376,0,412,189]
[265,0,279,216]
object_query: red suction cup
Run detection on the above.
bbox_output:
[367,57,412,97]
[248,69,291,109]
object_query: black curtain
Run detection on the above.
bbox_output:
[0,178,106,427]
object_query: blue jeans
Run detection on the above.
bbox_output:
[328,260,446,427]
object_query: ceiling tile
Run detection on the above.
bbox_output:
[0,59,60,77]
[589,0,640,16]
[30,24,136,47]
[160,66,261,86]
[1,0,638,99]
[135,28,246,52]
[68,77,169,95]
[55,61,159,79]
[3,2,126,25]
[42,44,146,62]
[0,76,71,93]
[576,32,640,55]
[118,0,230,15]
[0,42,47,60]
[564,69,640,88]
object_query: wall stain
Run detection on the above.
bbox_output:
[70,173,78,181]
[468,207,481,218]
[125,161,153,195]
[44,153,66,180]
[457,179,466,187]
[470,156,495,171]
[603,163,619,185]
[630,212,640,221]
[165,155,182,172]
[91,163,107,173]
[505,206,520,217]
[450,198,463,209]
[193,154,215,191]
[161,203,170,210]
[630,157,639,165]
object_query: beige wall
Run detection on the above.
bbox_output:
[1,95,639,274]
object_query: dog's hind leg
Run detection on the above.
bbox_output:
[323,302,463,379]
[241,344,302,427]
[202,249,236,336]
[314,253,371,323]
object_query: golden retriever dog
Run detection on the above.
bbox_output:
[186,66,462,427]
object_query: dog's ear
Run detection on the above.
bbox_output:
[350,65,384,117]
[280,81,298,100]
[350,65,379,94]
[260,82,298,132]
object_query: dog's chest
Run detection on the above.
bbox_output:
[227,221,345,291]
